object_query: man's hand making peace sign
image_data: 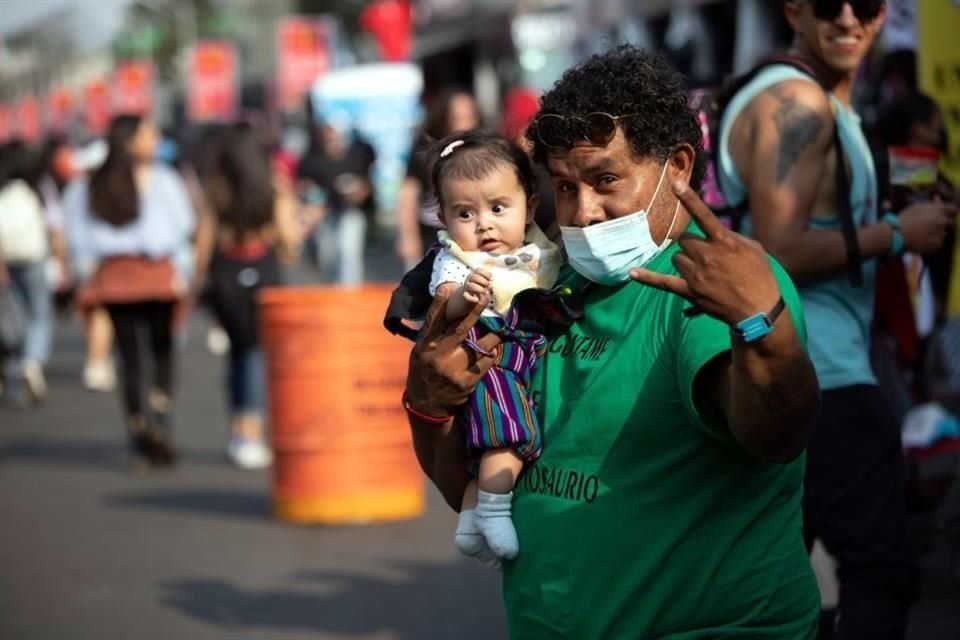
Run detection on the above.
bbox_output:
[632,180,819,464]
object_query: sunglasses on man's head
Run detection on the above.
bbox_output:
[534,112,637,150]
[801,0,885,23]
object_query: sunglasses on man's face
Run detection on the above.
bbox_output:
[534,112,637,150]
[802,0,885,23]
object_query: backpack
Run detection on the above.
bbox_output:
[0,180,49,264]
[691,56,864,286]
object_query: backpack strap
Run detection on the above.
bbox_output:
[718,55,864,286]
[832,122,864,286]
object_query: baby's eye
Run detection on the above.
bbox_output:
[492,204,505,214]
[457,210,475,220]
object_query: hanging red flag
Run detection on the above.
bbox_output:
[113,60,154,115]
[276,17,333,112]
[187,41,238,123]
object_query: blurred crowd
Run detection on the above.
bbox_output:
[0,87,491,472]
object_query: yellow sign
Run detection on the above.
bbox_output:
[917,0,960,184]
[918,0,960,317]
[948,238,960,317]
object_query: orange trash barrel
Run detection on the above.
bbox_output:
[258,285,425,524]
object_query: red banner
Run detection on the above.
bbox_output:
[46,87,75,135]
[113,60,154,115]
[276,17,333,112]
[0,104,12,143]
[187,41,238,123]
[84,79,112,136]
[17,95,42,143]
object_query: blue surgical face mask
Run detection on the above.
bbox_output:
[559,162,680,285]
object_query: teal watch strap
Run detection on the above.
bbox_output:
[731,297,786,343]
[882,212,904,257]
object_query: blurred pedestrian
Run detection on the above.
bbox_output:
[869,92,952,422]
[64,115,196,468]
[395,89,481,269]
[66,139,117,392]
[0,140,53,406]
[717,3,957,637]
[182,124,233,357]
[296,115,376,285]
[874,92,956,319]
[33,138,74,298]
[199,123,304,469]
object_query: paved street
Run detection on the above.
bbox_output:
[1,250,958,639]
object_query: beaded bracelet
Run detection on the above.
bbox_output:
[401,391,452,425]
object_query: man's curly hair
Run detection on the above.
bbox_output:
[526,45,706,190]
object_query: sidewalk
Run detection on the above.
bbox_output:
[0,310,504,640]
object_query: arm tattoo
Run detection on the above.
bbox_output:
[771,91,826,184]
[754,382,790,413]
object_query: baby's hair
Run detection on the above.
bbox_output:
[420,129,539,212]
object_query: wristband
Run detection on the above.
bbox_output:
[401,391,452,425]
[731,297,786,343]
[881,212,904,257]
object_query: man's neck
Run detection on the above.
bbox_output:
[787,46,857,107]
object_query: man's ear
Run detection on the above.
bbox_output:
[670,144,696,186]
[526,194,540,222]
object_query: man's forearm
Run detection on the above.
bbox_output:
[764,222,893,284]
[408,416,471,511]
[728,315,819,463]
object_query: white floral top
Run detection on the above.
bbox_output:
[428,224,562,317]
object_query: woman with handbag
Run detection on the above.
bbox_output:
[64,115,196,468]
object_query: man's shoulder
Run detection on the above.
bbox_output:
[743,76,833,122]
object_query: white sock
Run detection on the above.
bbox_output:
[454,509,487,556]
[475,490,519,560]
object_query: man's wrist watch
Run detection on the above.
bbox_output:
[882,212,904,257]
[731,297,786,343]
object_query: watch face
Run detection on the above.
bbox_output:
[736,313,773,342]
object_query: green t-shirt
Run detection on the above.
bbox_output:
[503,234,820,639]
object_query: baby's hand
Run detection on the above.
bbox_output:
[463,268,492,305]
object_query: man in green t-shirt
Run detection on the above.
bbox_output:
[402,45,822,639]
